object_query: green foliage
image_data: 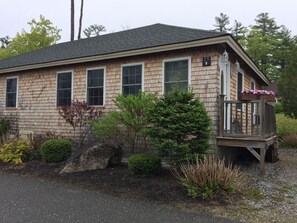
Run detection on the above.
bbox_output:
[128,153,162,176]
[0,15,61,59]
[275,102,283,114]
[147,88,211,166]
[92,91,155,153]
[276,113,297,138]
[231,20,248,42]
[212,12,294,82]
[213,13,230,32]
[27,132,62,160]
[173,156,242,199]
[0,140,30,165]
[0,119,11,145]
[40,139,72,163]
[278,43,297,118]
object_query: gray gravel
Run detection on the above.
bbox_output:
[0,172,238,223]
[210,148,297,223]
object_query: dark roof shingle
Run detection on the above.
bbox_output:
[0,23,227,70]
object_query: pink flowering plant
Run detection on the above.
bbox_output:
[241,89,275,96]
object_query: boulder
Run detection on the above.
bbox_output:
[60,144,122,174]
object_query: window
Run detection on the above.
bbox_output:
[220,70,224,95]
[251,79,255,90]
[57,71,72,106]
[122,63,143,96]
[237,72,244,109]
[6,77,18,108]
[164,58,189,94]
[87,68,104,106]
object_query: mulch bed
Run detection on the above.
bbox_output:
[0,161,236,210]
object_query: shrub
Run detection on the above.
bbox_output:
[40,139,72,163]
[281,132,297,148]
[92,91,155,153]
[0,140,30,164]
[128,153,162,176]
[173,156,242,198]
[27,131,61,160]
[275,102,283,114]
[147,88,211,166]
[0,118,11,145]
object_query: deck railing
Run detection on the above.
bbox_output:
[219,95,276,138]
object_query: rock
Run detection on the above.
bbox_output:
[60,144,122,174]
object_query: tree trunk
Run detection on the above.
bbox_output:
[77,0,84,39]
[70,0,75,41]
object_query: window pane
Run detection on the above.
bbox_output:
[87,69,104,106]
[122,85,141,97]
[87,69,104,87]
[164,82,188,94]
[6,78,17,107]
[87,88,104,106]
[57,72,72,106]
[7,78,17,93]
[58,72,72,89]
[165,60,188,82]
[237,72,243,109]
[6,93,16,107]
[164,59,189,94]
[122,64,142,96]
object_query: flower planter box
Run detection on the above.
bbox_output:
[239,94,275,102]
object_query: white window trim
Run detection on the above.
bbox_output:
[162,57,191,94]
[250,78,256,90]
[5,76,19,109]
[236,68,245,111]
[85,67,106,107]
[236,68,245,100]
[120,62,144,95]
[56,70,73,107]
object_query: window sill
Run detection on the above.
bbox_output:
[5,107,18,110]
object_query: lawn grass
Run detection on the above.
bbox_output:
[276,113,297,148]
[276,113,297,135]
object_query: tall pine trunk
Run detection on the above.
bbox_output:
[70,0,75,41]
[77,0,84,39]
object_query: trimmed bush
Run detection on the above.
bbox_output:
[147,88,211,166]
[0,140,30,164]
[40,139,72,163]
[128,153,162,176]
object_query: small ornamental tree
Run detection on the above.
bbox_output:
[147,88,211,166]
[92,91,155,153]
[59,100,101,147]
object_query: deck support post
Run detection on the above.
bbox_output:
[260,146,267,176]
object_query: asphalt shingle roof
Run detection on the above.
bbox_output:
[0,24,227,70]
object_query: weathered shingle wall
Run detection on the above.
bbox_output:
[0,47,222,139]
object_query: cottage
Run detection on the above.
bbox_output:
[0,24,276,170]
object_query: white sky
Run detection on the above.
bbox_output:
[1,0,296,43]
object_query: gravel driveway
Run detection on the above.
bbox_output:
[210,148,297,223]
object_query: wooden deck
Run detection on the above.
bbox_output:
[217,95,277,175]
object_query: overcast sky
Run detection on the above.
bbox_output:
[1,0,296,43]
